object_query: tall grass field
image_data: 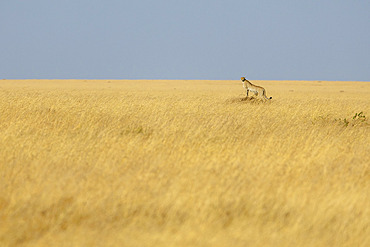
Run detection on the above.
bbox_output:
[0,79,369,246]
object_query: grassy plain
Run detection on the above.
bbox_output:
[0,79,369,247]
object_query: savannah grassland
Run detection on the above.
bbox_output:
[0,79,369,247]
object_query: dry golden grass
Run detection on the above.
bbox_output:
[0,79,369,247]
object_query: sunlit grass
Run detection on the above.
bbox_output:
[0,79,369,246]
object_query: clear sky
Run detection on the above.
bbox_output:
[1,0,369,80]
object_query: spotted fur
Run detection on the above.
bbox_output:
[241,77,272,101]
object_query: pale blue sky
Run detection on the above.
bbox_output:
[1,0,369,80]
